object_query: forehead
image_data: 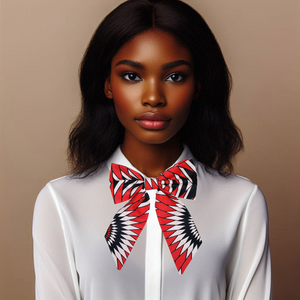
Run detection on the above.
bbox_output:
[111,29,192,65]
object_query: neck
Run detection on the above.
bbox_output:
[121,135,183,177]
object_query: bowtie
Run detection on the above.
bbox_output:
[105,159,202,274]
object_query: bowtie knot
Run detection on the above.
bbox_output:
[105,158,202,274]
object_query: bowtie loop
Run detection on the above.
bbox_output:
[110,164,145,204]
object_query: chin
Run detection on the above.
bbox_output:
[134,132,180,146]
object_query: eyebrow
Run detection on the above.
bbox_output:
[115,60,145,70]
[162,60,192,70]
[115,59,192,70]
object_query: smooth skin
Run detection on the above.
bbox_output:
[104,29,200,177]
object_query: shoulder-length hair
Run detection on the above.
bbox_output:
[69,0,243,177]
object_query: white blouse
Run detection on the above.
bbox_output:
[33,146,272,299]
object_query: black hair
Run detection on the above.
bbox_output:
[68,0,243,177]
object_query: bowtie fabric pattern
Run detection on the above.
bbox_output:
[104,159,202,274]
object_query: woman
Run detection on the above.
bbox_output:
[33,0,272,299]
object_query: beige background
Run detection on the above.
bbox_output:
[1,0,299,299]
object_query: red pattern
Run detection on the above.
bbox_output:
[105,159,202,274]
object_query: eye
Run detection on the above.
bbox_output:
[123,72,142,82]
[165,73,184,82]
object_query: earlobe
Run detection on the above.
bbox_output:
[193,81,201,100]
[104,77,113,99]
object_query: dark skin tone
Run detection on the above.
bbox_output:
[105,30,200,177]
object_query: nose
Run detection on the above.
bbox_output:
[141,79,166,107]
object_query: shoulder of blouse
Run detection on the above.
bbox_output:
[196,160,256,186]
[195,160,267,208]
[34,164,110,206]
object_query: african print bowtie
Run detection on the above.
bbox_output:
[104,159,202,274]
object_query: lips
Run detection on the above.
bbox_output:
[136,112,170,130]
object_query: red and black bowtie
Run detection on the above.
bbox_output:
[105,159,202,274]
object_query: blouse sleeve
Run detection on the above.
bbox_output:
[32,183,81,300]
[226,185,272,300]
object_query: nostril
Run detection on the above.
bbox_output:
[142,94,166,107]
[143,99,166,107]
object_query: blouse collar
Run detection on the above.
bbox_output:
[106,144,195,178]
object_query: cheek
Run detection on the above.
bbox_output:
[168,86,194,117]
[111,82,141,114]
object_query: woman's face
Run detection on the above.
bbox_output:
[105,29,199,146]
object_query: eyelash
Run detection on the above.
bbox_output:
[165,73,185,82]
[123,73,142,81]
[122,72,185,82]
